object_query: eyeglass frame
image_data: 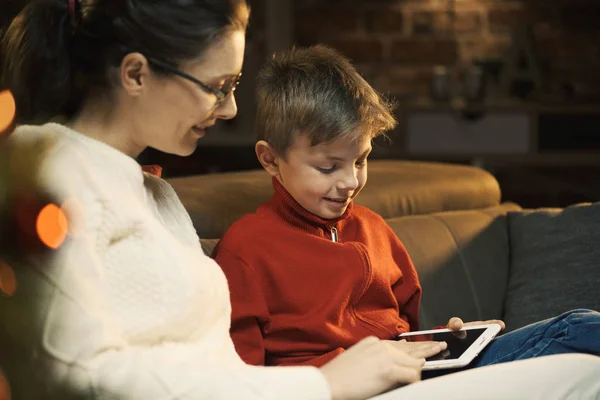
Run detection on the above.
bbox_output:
[146,57,242,105]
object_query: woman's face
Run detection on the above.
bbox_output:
[133,30,246,156]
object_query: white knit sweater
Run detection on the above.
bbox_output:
[0,124,330,399]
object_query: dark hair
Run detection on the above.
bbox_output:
[255,44,397,157]
[0,0,249,123]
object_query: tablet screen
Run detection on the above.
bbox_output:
[405,328,487,361]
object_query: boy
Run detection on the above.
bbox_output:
[213,44,424,367]
[213,45,600,369]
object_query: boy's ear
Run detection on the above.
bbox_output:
[255,140,280,177]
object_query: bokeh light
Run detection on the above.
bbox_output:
[0,258,17,297]
[36,203,68,250]
[0,90,16,133]
[0,369,10,400]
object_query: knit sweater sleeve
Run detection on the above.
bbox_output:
[0,129,332,400]
[21,228,331,399]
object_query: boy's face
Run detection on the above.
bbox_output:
[276,134,372,219]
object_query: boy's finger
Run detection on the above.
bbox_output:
[464,319,506,330]
[448,317,463,330]
[490,320,506,330]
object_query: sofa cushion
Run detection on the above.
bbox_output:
[170,160,501,238]
[386,203,521,329]
[503,202,600,332]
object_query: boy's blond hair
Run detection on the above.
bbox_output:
[255,44,397,157]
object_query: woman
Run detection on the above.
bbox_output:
[0,0,598,399]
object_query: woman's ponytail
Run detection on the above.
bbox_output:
[1,0,75,123]
[1,0,250,125]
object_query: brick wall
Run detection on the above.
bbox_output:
[293,0,600,102]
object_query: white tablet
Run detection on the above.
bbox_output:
[397,324,502,370]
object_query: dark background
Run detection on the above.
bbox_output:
[2,0,599,208]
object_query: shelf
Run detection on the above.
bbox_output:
[400,97,600,114]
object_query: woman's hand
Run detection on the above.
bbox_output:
[319,336,431,400]
[389,339,447,358]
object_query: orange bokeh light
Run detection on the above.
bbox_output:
[0,368,10,400]
[0,259,17,297]
[0,90,16,133]
[36,203,69,250]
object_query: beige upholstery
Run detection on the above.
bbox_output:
[179,161,596,334]
[179,160,521,330]
[200,203,521,328]
[169,160,501,238]
[387,203,522,328]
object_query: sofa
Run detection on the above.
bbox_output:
[168,160,600,333]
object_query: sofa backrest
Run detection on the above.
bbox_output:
[182,160,515,328]
[170,160,501,238]
[200,202,522,329]
[387,202,522,328]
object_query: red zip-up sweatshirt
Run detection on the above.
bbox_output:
[213,178,422,367]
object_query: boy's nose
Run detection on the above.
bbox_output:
[339,171,359,191]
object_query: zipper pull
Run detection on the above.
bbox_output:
[330,226,338,243]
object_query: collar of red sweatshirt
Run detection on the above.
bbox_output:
[267,176,353,235]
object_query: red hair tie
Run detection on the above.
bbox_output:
[68,0,75,16]
[68,0,78,30]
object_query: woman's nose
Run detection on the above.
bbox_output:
[214,93,238,120]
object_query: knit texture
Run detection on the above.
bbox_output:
[0,124,331,400]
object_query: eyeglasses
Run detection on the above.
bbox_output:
[147,57,242,105]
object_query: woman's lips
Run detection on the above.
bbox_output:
[192,126,206,137]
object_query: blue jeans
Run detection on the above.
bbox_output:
[424,309,600,379]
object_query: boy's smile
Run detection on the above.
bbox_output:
[275,134,372,220]
[323,196,351,210]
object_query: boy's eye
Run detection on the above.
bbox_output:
[356,159,367,167]
[316,165,337,174]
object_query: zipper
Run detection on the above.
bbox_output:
[329,226,339,243]
[349,242,396,338]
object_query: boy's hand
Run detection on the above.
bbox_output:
[446,317,505,338]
